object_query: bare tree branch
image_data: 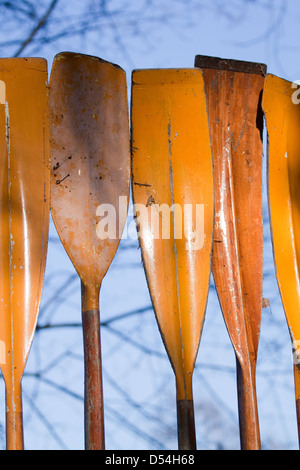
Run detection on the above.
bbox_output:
[14,0,59,57]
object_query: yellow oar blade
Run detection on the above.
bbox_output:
[131,69,214,449]
[262,74,300,444]
[0,58,50,449]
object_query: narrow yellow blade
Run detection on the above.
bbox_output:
[263,73,300,444]
[0,58,50,449]
[131,68,214,449]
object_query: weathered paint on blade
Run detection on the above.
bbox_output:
[0,58,50,407]
[49,52,130,298]
[263,75,300,437]
[131,69,214,401]
[195,55,264,371]
[263,74,300,361]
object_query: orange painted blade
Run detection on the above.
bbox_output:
[131,69,214,450]
[195,55,266,450]
[262,74,300,446]
[49,52,130,450]
[0,58,50,450]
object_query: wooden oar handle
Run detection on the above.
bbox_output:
[6,412,24,450]
[81,283,105,450]
[236,358,261,450]
[176,399,196,450]
[6,381,24,450]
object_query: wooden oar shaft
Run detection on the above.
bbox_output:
[6,381,24,450]
[176,374,196,449]
[176,399,196,450]
[81,282,105,450]
[236,358,260,450]
[293,363,300,448]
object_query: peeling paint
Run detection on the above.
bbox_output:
[5,100,10,154]
[0,80,5,104]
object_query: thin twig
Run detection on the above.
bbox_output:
[36,304,153,330]
[23,389,68,450]
[14,0,59,57]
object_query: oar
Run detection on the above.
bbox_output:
[262,74,300,446]
[131,68,214,450]
[0,58,50,450]
[49,52,130,450]
[195,55,266,450]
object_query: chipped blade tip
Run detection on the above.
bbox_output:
[52,51,125,72]
[194,54,267,75]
